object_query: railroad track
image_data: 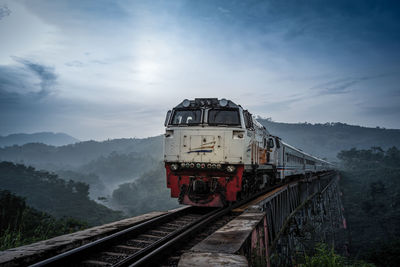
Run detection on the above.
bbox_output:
[30,196,253,267]
[30,173,334,267]
[30,206,214,267]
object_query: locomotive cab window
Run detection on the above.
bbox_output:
[275,138,281,148]
[208,109,241,126]
[267,138,274,149]
[243,110,253,129]
[171,109,202,125]
[164,110,171,126]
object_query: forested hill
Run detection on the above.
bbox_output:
[0,132,79,147]
[0,162,123,226]
[338,147,400,266]
[258,120,400,161]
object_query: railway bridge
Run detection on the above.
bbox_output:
[0,172,346,267]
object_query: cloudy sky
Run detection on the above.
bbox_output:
[0,0,399,140]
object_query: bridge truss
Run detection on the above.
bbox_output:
[246,173,348,266]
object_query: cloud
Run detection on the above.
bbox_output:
[0,58,58,110]
[0,4,11,20]
[1,0,400,137]
[362,105,400,116]
[0,58,166,139]
[65,60,83,67]
[310,74,393,95]
[249,95,305,114]
[11,57,57,95]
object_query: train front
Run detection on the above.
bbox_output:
[163,98,247,207]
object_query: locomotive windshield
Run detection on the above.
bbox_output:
[208,109,241,126]
[171,109,202,125]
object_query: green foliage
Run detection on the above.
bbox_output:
[300,244,374,267]
[338,147,400,267]
[302,244,344,267]
[111,162,179,216]
[0,190,88,250]
[0,162,123,226]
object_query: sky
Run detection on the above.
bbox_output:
[0,0,399,140]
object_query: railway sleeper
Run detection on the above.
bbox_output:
[128,239,155,245]
[113,245,142,252]
[136,234,162,240]
[101,251,128,257]
[147,229,171,236]
[81,259,112,267]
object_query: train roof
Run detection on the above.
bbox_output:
[174,98,240,109]
[280,140,332,164]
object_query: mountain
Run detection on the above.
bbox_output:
[0,136,163,169]
[0,132,80,147]
[257,120,400,161]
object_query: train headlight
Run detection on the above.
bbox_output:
[182,99,190,107]
[207,163,212,168]
[181,163,186,168]
[216,164,222,169]
[226,165,236,173]
[211,164,216,169]
[170,163,179,171]
[219,98,228,107]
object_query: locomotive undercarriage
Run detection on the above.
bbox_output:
[165,163,245,207]
[237,168,277,201]
[179,177,228,206]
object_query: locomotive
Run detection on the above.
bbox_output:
[163,98,333,207]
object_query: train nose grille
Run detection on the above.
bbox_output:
[192,179,208,194]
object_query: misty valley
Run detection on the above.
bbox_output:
[1,121,400,266]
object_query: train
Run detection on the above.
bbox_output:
[163,98,334,207]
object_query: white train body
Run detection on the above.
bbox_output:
[164,98,333,207]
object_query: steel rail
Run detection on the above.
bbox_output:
[129,200,245,266]
[29,206,194,267]
[115,206,226,267]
